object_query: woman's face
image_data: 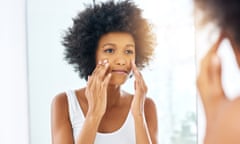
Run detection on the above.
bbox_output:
[96,32,135,85]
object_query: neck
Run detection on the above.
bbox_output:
[106,84,121,110]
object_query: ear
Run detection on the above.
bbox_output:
[223,30,240,68]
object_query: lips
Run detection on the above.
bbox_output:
[111,69,129,75]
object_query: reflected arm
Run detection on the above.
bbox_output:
[51,93,74,144]
[134,98,158,144]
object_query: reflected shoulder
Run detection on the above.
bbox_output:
[144,97,157,111]
[52,92,68,107]
[51,92,69,116]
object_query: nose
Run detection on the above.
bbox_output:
[114,57,127,66]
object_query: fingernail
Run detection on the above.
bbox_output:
[98,60,102,65]
[103,59,108,64]
[105,62,109,67]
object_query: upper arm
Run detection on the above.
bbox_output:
[144,97,158,144]
[51,93,74,144]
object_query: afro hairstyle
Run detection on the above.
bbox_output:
[195,0,240,46]
[62,0,155,80]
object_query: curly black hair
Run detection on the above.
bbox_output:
[62,0,155,80]
[195,0,240,46]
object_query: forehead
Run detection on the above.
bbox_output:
[98,32,135,46]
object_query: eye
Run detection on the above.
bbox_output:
[104,48,114,53]
[125,49,134,54]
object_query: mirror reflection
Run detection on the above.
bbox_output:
[27,0,196,143]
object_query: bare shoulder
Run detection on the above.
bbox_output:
[144,97,158,144]
[51,92,71,132]
[51,92,74,143]
[144,97,158,122]
[51,92,68,111]
[144,97,157,113]
[51,92,70,123]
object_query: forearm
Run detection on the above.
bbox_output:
[134,115,152,144]
[76,115,101,144]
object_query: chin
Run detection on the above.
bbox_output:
[108,76,128,86]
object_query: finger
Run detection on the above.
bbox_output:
[138,76,147,94]
[197,33,225,92]
[133,72,147,98]
[88,60,109,94]
[86,75,93,96]
[197,34,226,117]
[133,78,147,107]
[197,57,215,104]
[86,75,91,86]
[209,54,226,100]
[131,61,145,90]
[131,60,141,78]
[96,60,110,80]
[197,52,215,108]
[102,73,112,87]
[87,75,98,93]
[92,59,109,80]
[91,60,103,76]
[200,33,224,73]
[197,45,211,95]
[86,75,93,87]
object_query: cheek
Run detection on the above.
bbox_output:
[95,54,109,63]
[95,49,107,63]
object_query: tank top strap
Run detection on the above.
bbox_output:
[65,90,85,127]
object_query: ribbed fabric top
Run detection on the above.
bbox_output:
[65,90,136,144]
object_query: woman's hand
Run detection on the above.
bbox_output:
[131,61,147,117]
[85,59,112,119]
[197,34,226,120]
[197,34,240,144]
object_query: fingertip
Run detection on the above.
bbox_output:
[210,55,225,97]
[211,55,222,75]
[98,60,102,65]
[105,62,109,67]
[211,55,221,66]
[102,59,106,64]
[212,55,222,72]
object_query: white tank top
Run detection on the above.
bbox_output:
[66,90,136,144]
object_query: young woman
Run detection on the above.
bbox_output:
[195,0,240,143]
[51,1,158,144]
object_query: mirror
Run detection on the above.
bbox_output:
[27,0,196,143]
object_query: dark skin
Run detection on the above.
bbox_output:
[51,32,158,144]
[197,32,240,144]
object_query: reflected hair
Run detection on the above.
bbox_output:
[62,0,155,80]
[195,0,240,46]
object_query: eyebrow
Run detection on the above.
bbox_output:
[102,43,135,48]
[126,44,135,47]
[102,43,116,48]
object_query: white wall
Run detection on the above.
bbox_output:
[0,0,29,144]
